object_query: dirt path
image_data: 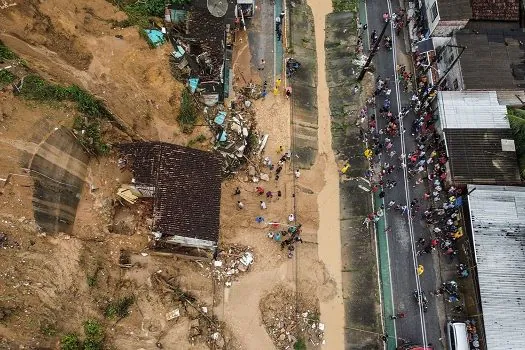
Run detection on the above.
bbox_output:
[306,0,345,348]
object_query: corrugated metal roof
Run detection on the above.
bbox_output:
[467,184,525,350]
[437,91,509,129]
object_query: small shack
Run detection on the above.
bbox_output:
[119,142,222,258]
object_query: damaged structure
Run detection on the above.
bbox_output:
[166,0,236,105]
[118,142,222,258]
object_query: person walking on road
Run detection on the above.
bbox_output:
[258,58,266,71]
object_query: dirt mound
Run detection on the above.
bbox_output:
[260,284,325,349]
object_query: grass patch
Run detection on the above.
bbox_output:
[83,320,104,349]
[0,40,17,60]
[104,296,134,319]
[294,338,307,350]
[177,89,197,134]
[332,0,358,12]
[0,69,16,87]
[19,76,111,118]
[187,134,207,148]
[17,75,112,155]
[110,0,190,28]
[60,333,82,350]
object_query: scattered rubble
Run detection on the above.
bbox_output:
[204,98,263,175]
[195,244,254,286]
[152,272,241,350]
[260,285,325,349]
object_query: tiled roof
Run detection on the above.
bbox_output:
[444,129,521,185]
[471,0,519,21]
[119,142,222,244]
[456,29,525,90]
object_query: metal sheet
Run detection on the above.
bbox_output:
[467,184,525,350]
[437,91,509,129]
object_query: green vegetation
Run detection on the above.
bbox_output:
[60,320,106,350]
[18,75,112,155]
[0,40,17,60]
[83,320,105,350]
[0,70,16,87]
[507,107,525,177]
[60,333,81,350]
[177,89,197,133]
[40,322,58,337]
[104,296,134,319]
[187,134,207,148]
[293,338,307,350]
[111,0,190,28]
[332,0,358,12]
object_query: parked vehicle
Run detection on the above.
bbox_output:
[236,0,255,18]
[447,322,469,350]
[413,290,429,312]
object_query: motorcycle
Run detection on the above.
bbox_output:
[413,290,429,312]
[384,36,392,51]
[457,264,469,278]
[371,30,378,45]
[286,58,301,78]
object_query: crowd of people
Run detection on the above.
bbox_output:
[355,22,469,317]
[233,147,304,258]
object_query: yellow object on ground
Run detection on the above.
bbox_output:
[341,163,350,174]
[417,264,424,275]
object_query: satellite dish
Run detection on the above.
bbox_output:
[207,0,228,17]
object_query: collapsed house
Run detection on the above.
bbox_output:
[118,142,222,258]
[166,0,236,105]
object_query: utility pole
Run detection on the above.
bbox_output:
[421,44,466,78]
[358,19,390,81]
[419,45,466,106]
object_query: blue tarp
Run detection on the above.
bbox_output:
[214,111,226,125]
[219,131,227,142]
[188,78,199,93]
[144,29,165,47]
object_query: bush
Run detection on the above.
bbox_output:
[83,320,104,344]
[104,296,135,319]
[18,76,112,120]
[294,338,307,350]
[332,0,358,12]
[0,40,17,60]
[61,333,81,350]
[0,70,16,87]
[18,75,71,101]
[177,89,197,133]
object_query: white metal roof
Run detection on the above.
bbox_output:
[437,91,510,129]
[467,184,525,350]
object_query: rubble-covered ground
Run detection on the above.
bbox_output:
[260,285,325,349]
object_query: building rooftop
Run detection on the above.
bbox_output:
[444,129,521,185]
[437,91,509,129]
[456,28,525,90]
[119,142,222,247]
[471,0,519,21]
[467,184,525,350]
[437,0,472,21]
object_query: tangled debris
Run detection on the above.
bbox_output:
[204,94,265,176]
[195,244,254,287]
[152,272,241,350]
[260,285,325,349]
